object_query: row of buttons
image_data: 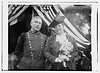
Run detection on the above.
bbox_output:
[27,33,34,59]
[27,33,44,48]
[41,36,43,49]
[27,32,44,59]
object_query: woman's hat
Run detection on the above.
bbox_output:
[49,13,65,28]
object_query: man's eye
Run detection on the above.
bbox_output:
[35,21,38,23]
[39,22,42,24]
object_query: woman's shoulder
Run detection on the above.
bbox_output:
[66,33,75,41]
[47,34,56,41]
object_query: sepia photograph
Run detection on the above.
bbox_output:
[1,0,99,72]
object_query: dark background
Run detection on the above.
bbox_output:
[8,6,50,54]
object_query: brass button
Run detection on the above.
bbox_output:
[41,36,43,39]
[32,57,33,59]
[29,44,31,46]
[41,42,43,44]
[31,52,32,53]
[17,65,19,68]
[30,46,32,48]
[28,34,29,37]
[29,41,31,43]
[31,54,33,56]
[28,36,30,38]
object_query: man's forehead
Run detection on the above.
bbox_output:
[32,16,42,21]
[34,18,42,21]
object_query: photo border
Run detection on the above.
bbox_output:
[1,0,99,73]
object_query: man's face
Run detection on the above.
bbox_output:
[55,23,64,34]
[31,18,42,31]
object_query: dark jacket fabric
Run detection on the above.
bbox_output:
[14,30,47,69]
[44,34,80,70]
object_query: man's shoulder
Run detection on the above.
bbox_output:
[21,32,29,36]
[40,32,47,39]
[19,32,26,37]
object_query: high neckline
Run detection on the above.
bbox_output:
[29,29,40,35]
[56,32,66,37]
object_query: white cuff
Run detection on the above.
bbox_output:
[55,58,62,62]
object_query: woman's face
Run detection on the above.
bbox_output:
[55,23,64,35]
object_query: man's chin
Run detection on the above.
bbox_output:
[35,29,40,31]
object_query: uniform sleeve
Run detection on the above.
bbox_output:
[69,36,80,61]
[44,37,56,63]
[14,33,24,61]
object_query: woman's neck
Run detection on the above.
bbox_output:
[56,32,65,36]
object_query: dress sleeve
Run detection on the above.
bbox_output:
[68,36,80,61]
[44,37,56,63]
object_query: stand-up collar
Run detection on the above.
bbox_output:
[29,29,41,35]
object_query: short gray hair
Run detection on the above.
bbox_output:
[31,16,42,24]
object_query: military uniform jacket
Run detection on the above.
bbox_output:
[44,34,80,70]
[14,30,47,69]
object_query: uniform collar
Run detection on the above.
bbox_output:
[29,29,41,35]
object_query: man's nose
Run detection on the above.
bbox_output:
[37,22,40,25]
[37,24,40,27]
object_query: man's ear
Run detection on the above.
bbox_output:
[30,22,32,27]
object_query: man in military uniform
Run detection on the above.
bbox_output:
[13,16,47,70]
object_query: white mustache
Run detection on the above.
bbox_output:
[36,26,40,29]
